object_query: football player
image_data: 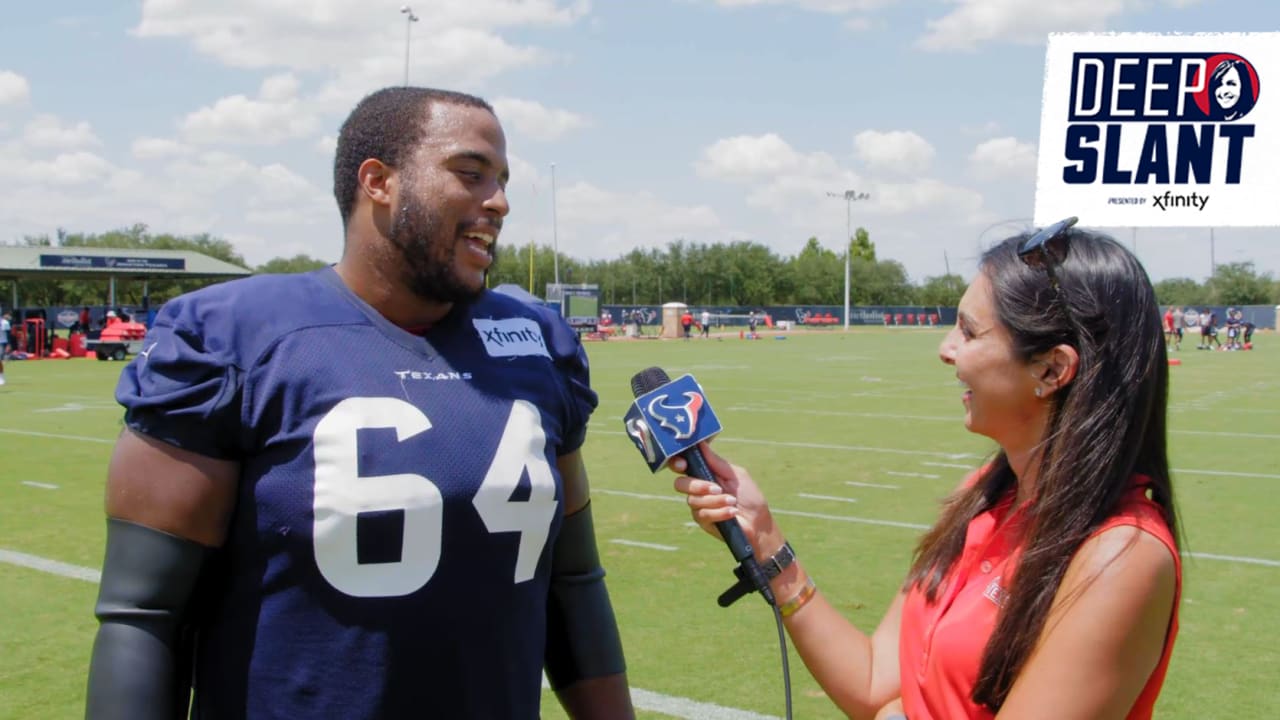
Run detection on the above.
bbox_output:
[85,87,633,719]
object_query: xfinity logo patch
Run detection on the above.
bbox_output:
[473,318,550,359]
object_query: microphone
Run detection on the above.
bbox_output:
[625,367,775,607]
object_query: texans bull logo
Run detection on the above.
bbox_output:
[646,391,704,441]
[624,416,658,464]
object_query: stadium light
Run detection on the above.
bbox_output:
[400,6,420,86]
[826,190,871,331]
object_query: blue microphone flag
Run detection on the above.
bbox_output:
[623,373,723,472]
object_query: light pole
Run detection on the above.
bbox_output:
[827,190,870,331]
[399,6,419,86]
[550,162,561,288]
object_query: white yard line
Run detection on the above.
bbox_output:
[1,546,778,720]
[846,481,900,489]
[723,406,955,422]
[1,390,112,402]
[34,402,120,414]
[610,539,679,552]
[629,688,782,720]
[885,471,940,479]
[798,493,858,504]
[1175,468,1280,480]
[591,429,977,461]
[21,481,59,490]
[771,508,930,530]
[0,428,115,444]
[715,436,978,460]
[724,406,1280,440]
[13,428,1273,480]
[540,676,783,720]
[1170,429,1280,440]
[589,491,1280,565]
[0,549,100,583]
[1183,552,1280,568]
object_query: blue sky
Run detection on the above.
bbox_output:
[1,0,1276,283]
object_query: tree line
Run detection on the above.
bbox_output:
[9,225,1279,310]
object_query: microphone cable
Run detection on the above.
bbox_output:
[770,602,793,720]
[626,365,794,718]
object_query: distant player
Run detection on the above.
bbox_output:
[1224,308,1241,350]
[0,311,9,385]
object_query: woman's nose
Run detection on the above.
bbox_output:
[938,327,959,365]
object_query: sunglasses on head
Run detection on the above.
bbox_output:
[1017,216,1078,288]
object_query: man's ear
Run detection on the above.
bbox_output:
[1032,343,1080,397]
[357,158,395,209]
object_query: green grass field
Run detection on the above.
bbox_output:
[2,329,1277,719]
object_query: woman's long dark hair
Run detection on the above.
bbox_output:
[1210,58,1257,121]
[904,229,1179,710]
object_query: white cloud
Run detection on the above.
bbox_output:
[168,151,258,193]
[0,3,593,267]
[259,73,301,102]
[181,79,319,146]
[252,163,316,199]
[30,152,114,185]
[0,70,30,106]
[696,133,841,180]
[713,0,892,12]
[23,114,101,150]
[694,130,983,262]
[495,155,724,262]
[134,1,581,93]
[871,178,985,218]
[969,136,1037,179]
[553,181,722,257]
[963,120,1004,136]
[0,136,335,265]
[917,0,1199,51]
[492,98,590,142]
[854,130,935,175]
[131,137,192,160]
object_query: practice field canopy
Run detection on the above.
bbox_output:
[0,246,252,307]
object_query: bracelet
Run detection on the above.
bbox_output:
[778,576,817,617]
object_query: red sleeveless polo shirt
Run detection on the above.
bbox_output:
[898,479,1180,719]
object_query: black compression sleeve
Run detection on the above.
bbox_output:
[85,518,209,720]
[544,502,627,690]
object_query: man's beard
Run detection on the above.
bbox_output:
[388,197,494,305]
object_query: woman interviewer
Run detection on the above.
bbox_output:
[672,219,1180,719]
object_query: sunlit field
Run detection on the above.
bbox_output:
[1,328,1276,719]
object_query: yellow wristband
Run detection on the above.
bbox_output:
[779,576,817,617]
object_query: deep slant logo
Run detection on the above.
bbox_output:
[1063,52,1260,188]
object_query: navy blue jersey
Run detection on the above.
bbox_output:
[115,268,598,719]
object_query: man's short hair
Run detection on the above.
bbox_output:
[333,87,494,226]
